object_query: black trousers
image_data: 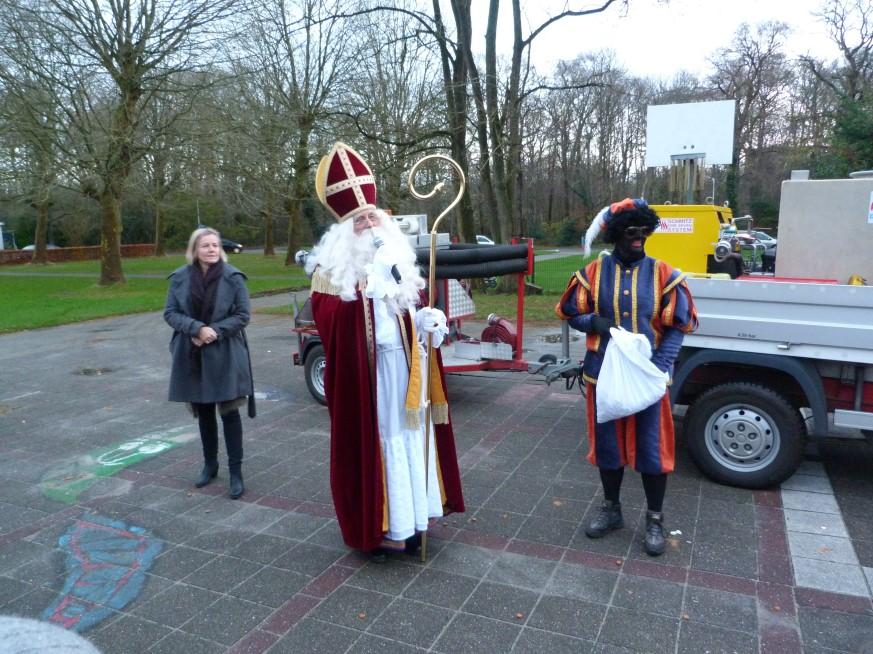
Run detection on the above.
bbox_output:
[194,403,243,473]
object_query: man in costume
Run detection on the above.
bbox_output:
[556,198,698,556]
[306,142,464,559]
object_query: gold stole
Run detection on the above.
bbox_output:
[398,314,448,429]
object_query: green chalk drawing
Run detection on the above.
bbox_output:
[40,425,196,503]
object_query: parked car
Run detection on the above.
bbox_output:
[751,230,777,250]
[221,238,244,254]
[476,235,495,245]
[22,243,60,251]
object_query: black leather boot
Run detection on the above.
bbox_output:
[644,510,666,556]
[195,405,219,488]
[585,500,624,538]
[223,410,244,499]
[195,460,219,488]
[228,469,245,500]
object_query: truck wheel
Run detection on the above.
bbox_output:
[684,382,805,489]
[304,344,327,406]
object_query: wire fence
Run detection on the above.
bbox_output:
[528,252,597,294]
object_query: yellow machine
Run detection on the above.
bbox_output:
[645,204,734,275]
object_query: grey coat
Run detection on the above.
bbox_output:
[164,263,254,406]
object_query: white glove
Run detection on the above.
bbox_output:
[415,307,448,348]
[365,242,401,300]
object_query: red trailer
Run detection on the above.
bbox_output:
[291,238,563,405]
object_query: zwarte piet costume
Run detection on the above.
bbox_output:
[557,198,698,555]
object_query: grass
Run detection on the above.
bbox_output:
[0,250,587,333]
[260,290,564,325]
[529,253,594,293]
[0,253,309,333]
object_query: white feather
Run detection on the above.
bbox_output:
[584,206,610,256]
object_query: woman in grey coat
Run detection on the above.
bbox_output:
[164,227,255,499]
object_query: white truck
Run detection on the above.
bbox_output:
[665,174,873,488]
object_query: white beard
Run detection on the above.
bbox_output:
[306,209,426,313]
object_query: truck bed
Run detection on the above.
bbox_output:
[684,277,873,365]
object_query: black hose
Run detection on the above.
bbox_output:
[420,258,530,279]
[415,244,528,266]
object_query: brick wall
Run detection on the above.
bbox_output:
[0,244,156,266]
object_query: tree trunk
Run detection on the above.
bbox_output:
[436,0,475,243]
[154,205,165,256]
[31,201,49,265]
[484,0,513,243]
[98,187,126,285]
[263,199,275,255]
[453,0,498,239]
[284,125,311,265]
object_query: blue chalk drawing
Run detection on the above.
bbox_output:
[43,514,163,632]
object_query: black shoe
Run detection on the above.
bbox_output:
[369,549,389,564]
[585,500,624,538]
[405,532,422,554]
[194,461,219,488]
[229,470,244,499]
[644,510,666,556]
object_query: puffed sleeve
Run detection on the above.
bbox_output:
[660,276,698,334]
[556,267,596,333]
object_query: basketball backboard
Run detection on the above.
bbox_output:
[645,100,735,167]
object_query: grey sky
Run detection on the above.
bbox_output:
[471,0,843,78]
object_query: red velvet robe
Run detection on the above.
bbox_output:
[311,283,465,552]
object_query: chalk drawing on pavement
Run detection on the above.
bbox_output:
[42,513,163,633]
[254,384,291,402]
[39,425,197,504]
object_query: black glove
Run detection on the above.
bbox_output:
[591,316,613,338]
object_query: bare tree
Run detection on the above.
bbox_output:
[709,21,793,211]
[801,0,873,172]
[237,0,357,265]
[3,0,236,284]
[0,6,64,263]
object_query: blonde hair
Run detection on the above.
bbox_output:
[185,227,228,265]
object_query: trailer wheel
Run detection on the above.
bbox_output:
[684,382,804,489]
[304,344,327,406]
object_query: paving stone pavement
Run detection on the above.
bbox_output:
[1,294,873,653]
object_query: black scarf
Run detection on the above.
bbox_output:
[190,260,224,324]
[189,261,223,374]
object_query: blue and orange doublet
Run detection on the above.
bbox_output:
[556,255,698,474]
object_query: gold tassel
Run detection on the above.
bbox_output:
[406,407,420,430]
[428,341,449,424]
[431,402,449,425]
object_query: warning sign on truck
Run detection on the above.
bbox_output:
[658,217,694,234]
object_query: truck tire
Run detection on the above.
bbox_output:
[684,382,805,489]
[304,344,327,406]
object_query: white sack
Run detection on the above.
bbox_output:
[596,327,669,423]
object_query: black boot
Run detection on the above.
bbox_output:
[195,460,219,488]
[585,500,624,538]
[223,410,244,499]
[229,469,245,500]
[644,510,666,556]
[195,404,219,488]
